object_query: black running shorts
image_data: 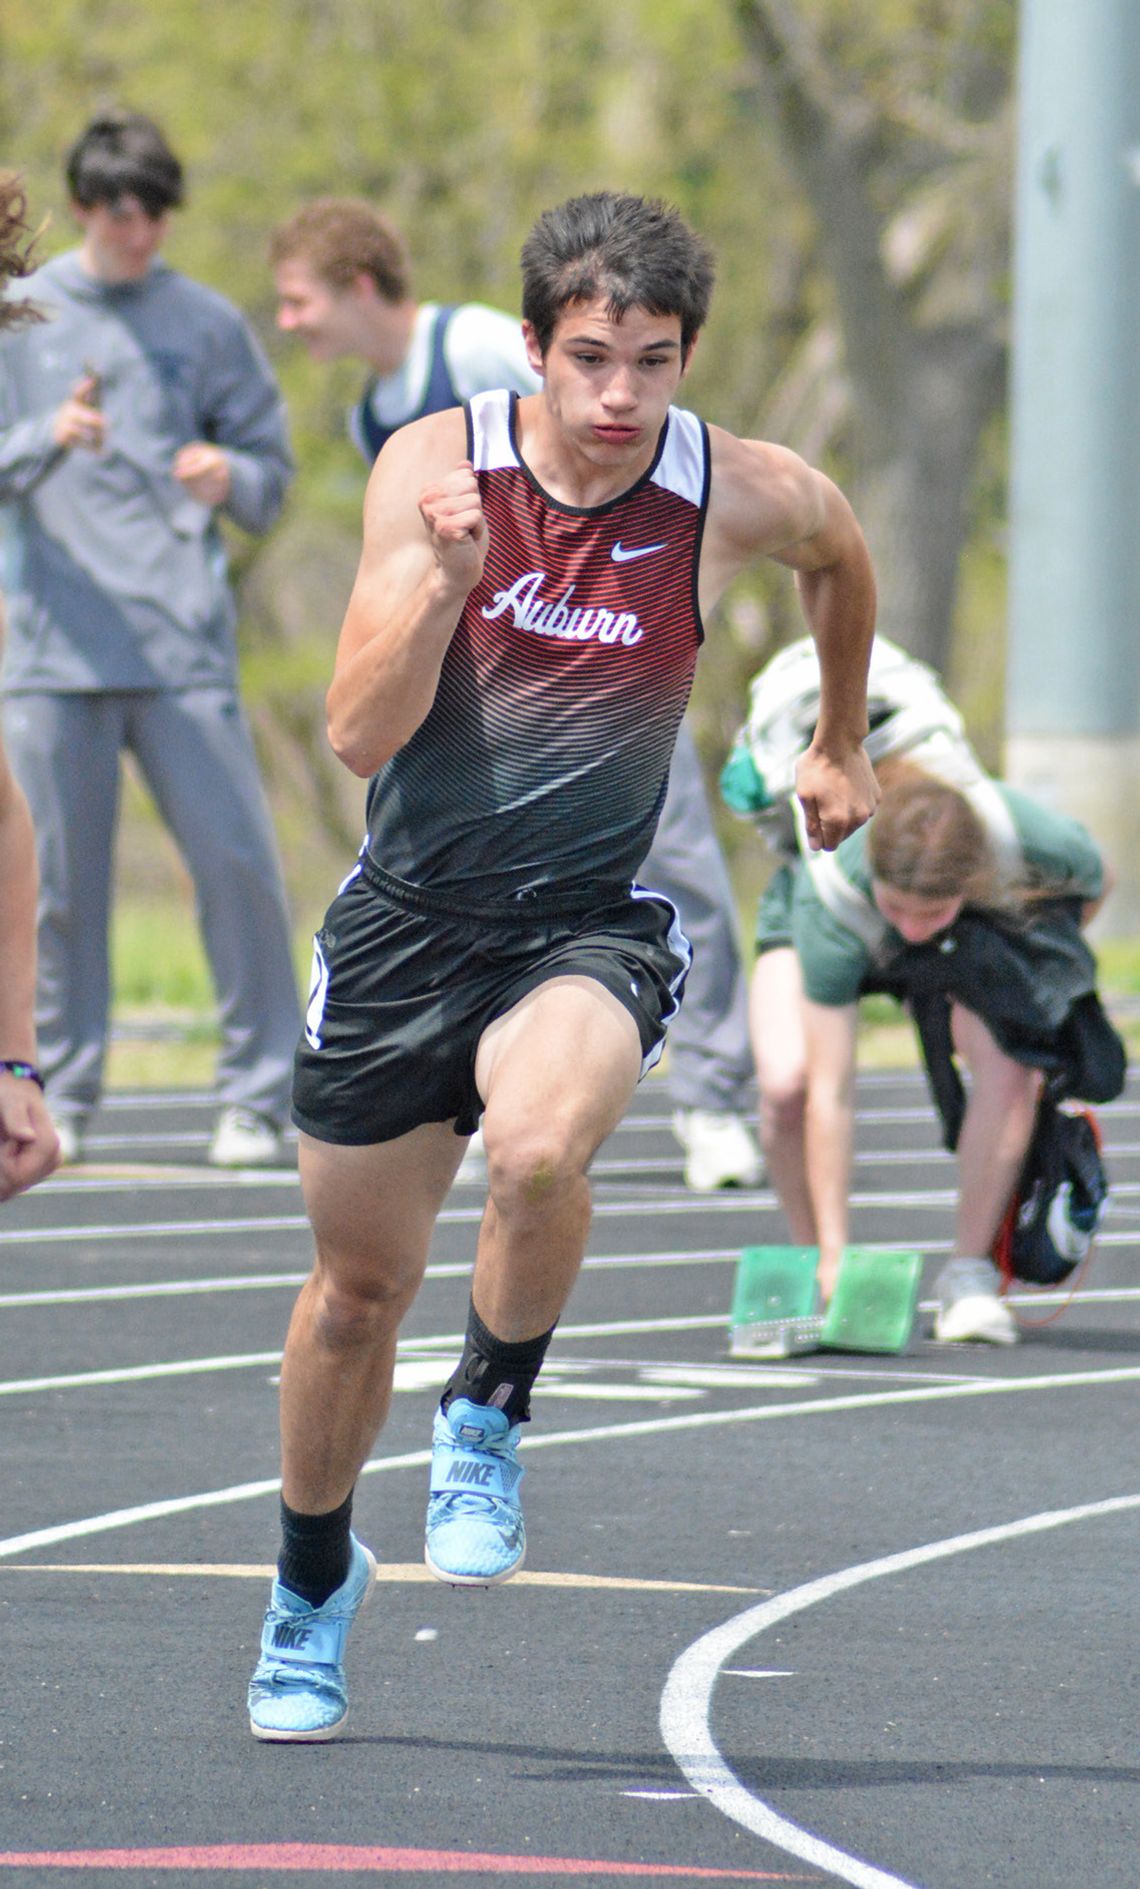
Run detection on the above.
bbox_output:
[292,859,691,1146]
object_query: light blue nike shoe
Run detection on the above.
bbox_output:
[247,1533,377,1741]
[425,1398,526,1585]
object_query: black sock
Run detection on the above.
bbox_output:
[440,1300,556,1424]
[277,1490,354,1607]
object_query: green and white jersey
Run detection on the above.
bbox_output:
[793,784,1105,1007]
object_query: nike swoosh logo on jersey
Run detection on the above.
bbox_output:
[611,541,667,562]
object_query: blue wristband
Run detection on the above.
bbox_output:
[0,1060,44,1089]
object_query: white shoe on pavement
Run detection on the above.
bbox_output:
[671,1109,764,1192]
[208,1106,283,1169]
[932,1256,1019,1345]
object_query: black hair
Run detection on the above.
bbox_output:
[65,111,184,218]
[520,190,715,360]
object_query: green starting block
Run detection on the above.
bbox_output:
[729,1245,922,1358]
[819,1246,922,1353]
[728,1245,823,1358]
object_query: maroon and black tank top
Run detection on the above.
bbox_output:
[364,388,710,903]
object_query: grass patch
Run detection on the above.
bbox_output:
[113,900,215,1010]
[106,897,318,1092]
[104,898,1140,1091]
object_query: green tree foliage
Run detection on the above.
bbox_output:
[1,0,1015,893]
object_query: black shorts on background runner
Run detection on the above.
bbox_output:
[292,858,691,1145]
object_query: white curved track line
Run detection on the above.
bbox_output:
[2,1368,1137,1561]
[660,1493,1140,1889]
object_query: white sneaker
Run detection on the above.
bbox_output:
[671,1109,764,1192]
[932,1257,1018,1345]
[455,1124,486,1183]
[208,1107,283,1169]
[52,1118,84,1165]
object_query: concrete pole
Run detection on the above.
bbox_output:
[1006,0,1140,930]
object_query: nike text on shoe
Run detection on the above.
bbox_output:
[425,1397,526,1586]
[932,1256,1019,1346]
[247,1534,377,1741]
[209,1106,283,1169]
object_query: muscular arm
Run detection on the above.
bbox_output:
[0,734,59,1197]
[801,997,859,1300]
[326,410,485,777]
[703,429,878,850]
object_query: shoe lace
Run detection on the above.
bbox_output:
[257,1651,338,1696]
[436,1480,517,1516]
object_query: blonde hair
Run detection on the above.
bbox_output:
[868,763,998,905]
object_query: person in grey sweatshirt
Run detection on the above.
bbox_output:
[0,112,301,1168]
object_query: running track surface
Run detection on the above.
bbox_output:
[0,1072,1136,1889]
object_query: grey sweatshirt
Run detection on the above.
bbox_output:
[0,251,293,692]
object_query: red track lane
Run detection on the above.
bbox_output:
[0,1846,814,1879]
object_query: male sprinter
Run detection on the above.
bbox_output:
[270,195,764,1190]
[248,190,878,1740]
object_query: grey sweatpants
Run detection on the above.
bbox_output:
[639,719,756,1115]
[3,688,301,1125]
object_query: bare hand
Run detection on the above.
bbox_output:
[172,441,232,507]
[52,374,107,452]
[796,741,880,852]
[0,1076,60,1201]
[418,462,489,594]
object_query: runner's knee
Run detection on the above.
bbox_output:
[306,1258,421,1351]
[481,1112,587,1208]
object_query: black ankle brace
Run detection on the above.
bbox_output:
[440,1300,556,1423]
[277,1490,354,1608]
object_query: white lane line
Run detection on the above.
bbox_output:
[8,1283,1140,1397]
[660,1493,1140,1889]
[44,1141,1053,1194]
[0,1270,311,1309]
[0,1214,312,1246]
[0,1353,281,1396]
[0,1257,742,1311]
[723,1670,794,1679]
[621,1790,700,1802]
[8,1183,1140,1247]
[2,1364,1137,1561]
[4,1261,1140,1317]
[0,1317,741,1397]
[39,1168,303,1193]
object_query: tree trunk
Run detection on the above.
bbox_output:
[851,331,1004,671]
[734,0,1008,676]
